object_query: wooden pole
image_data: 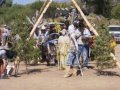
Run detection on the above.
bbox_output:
[29,0,52,39]
[71,0,99,36]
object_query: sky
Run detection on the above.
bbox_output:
[13,0,39,5]
[13,0,69,5]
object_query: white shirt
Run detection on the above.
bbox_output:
[68,24,75,34]
[0,50,6,56]
[0,49,6,57]
[70,33,78,51]
[75,28,91,45]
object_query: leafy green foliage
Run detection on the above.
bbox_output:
[0,2,40,65]
[0,0,119,68]
[30,1,43,10]
[112,4,120,19]
[5,0,12,7]
[0,1,62,65]
[12,23,40,64]
[92,24,115,70]
[85,0,112,18]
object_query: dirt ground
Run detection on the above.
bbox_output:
[0,45,120,90]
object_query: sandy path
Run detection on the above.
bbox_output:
[0,45,120,90]
[0,64,120,90]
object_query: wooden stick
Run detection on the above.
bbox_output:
[26,16,34,26]
[29,0,52,40]
[71,0,99,36]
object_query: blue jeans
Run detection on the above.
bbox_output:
[84,45,90,58]
[66,49,77,66]
[78,45,88,67]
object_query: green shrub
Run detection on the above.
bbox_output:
[112,4,120,19]
[92,24,114,70]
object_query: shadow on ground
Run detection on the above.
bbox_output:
[96,70,120,77]
[18,67,51,75]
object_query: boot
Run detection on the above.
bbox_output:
[64,66,72,78]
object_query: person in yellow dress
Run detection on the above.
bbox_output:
[57,29,70,70]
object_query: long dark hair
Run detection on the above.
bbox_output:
[79,19,86,31]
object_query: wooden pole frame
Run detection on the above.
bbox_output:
[27,0,120,70]
[29,0,52,40]
[29,0,99,39]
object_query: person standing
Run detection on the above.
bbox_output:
[1,25,10,46]
[75,19,91,69]
[64,22,78,78]
[0,43,9,79]
[58,29,70,70]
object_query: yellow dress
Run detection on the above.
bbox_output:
[57,35,70,70]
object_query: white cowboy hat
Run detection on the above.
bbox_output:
[41,25,46,30]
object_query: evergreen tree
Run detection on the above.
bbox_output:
[94,0,112,18]
[112,4,120,19]
[92,24,115,70]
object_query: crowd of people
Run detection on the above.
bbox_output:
[57,19,92,77]
[0,7,94,79]
[0,25,20,79]
[0,16,117,79]
[0,18,93,79]
[33,18,93,78]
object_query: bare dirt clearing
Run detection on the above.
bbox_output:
[0,45,120,90]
